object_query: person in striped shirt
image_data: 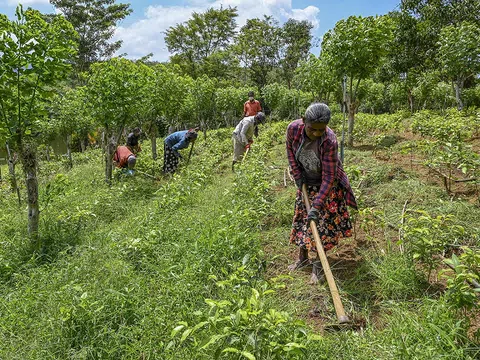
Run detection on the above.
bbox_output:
[286,103,357,284]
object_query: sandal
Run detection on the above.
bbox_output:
[288,258,311,271]
[309,260,325,285]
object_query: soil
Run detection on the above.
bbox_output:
[467,309,480,342]
[362,134,479,203]
[262,136,479,331]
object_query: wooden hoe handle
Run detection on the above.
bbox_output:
[186,141,195,166]
[242,146,250,163]
[302,184,350,324]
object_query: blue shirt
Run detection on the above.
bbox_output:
[164,130,190,156]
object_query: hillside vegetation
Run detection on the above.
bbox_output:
[1,112,479,359]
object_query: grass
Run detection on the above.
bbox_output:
[0,120,479,359]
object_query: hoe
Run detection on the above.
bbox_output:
[301,184,350,326]
[186,141,195,166]
[242,146,250,163]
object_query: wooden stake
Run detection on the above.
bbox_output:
[399,200,409,254]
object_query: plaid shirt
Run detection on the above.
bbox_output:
[286,119,357,210]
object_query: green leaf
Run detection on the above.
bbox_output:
[222,348,256,360]
[180,328,193,343]
[200,334,227,349]
[170,325,185,338]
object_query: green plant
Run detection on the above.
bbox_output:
[443,248,480,310]
[0,5,77,240]
[420,140,480,193]
[367,252,425,301]
[358,207,386,247]
[170,283,308,360]
[401,210,465,280]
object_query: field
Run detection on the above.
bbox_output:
[1,111,479,359]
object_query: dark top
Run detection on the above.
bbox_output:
[127,132,139,147]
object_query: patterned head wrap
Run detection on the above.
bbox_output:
[186,129,198,140]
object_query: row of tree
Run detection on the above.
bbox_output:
[37,0,480,148]
[161,1,480,146]
[1,0,480,244]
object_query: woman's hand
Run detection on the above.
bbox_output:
[307,208,320,224]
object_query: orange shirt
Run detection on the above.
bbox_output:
[244,100,262,116]
[114,146,134,168]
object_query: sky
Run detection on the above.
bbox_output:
[0,0,400,61]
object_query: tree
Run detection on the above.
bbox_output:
[86,58,149,183]
[51,87,93,167]
[437,22,480,110]
[294,54,336,103]
[234,16,282,89]
[263,83,312,119]
[321,15,392,146]
[0,6,77,241]
[191,76,216,138]
[400,0,480,72]
[401,0,480,27]
[165,7,238,79]
[280,19,314,89]
[380,10,431,111]
[143,64,190,159]
[215,86,252,127]
[357,79,386,114]
[50,0,132,75]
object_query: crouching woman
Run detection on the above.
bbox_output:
[163,128,198,174]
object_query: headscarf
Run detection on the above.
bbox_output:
[185,128,198,140]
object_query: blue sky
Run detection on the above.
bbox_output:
[0,0,400,61]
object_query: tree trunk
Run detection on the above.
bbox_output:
[20,142,39,243]
[80,139,86,152]
[201,120,207,140]
[347,101,355,147]
[6,142,21,204]
[45,145,51,162]
[151,132,157,160]
[455,78,464,111]
[104,128,123,184]
[105,135,115,185]
[407,88,414,112]
[101,131,105,154]
[66,134,73,168]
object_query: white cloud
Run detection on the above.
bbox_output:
[113,0,320,61]
[288,6,320,27]
[6,0,50,5]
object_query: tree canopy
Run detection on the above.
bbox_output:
[50,0,132,74]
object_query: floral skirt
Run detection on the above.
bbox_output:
[162,144,179,173]
[289,182,353,252]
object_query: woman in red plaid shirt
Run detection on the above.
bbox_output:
[286,103,357,284]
